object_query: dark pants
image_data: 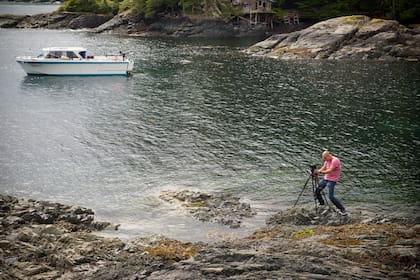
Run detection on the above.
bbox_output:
[315,179,345,211]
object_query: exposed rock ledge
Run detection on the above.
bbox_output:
[159,190,256,228]
[1,193,419,279]
[246,15,420,60]
[0,12,113,29]
[0,11,304,37]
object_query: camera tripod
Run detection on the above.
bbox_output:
[293,165,328,211]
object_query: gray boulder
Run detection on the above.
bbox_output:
[246,15,420,61]
[159,190,256,228]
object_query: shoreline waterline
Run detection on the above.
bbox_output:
[1,193,418,279]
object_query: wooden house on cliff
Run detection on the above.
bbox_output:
[283,9,300,24]
[231,0,275,25]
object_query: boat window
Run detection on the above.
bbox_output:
[46,51,62,59]
[66,51,78,59]
[79,51,87,59]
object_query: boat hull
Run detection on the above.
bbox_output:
[16,58,134,76]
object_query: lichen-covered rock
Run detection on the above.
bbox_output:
[0,194,114,231]
[246,15,420,61]
[159,190,256,228]
[1,194,418,280]
[266,206,354,226]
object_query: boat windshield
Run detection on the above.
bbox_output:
[79,51,87,59]
[45,51,79,59]
[66,51,79,59]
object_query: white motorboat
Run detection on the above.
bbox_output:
[16,47,134,76]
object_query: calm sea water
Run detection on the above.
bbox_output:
[0,26,419,240]
[0,2,59,15]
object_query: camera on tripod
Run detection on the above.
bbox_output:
[293,164,320,208]
[309,164,317,176]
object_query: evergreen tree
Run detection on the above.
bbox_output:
[60,0,419,24]
[59,0,119,15]
[294,0,419,23]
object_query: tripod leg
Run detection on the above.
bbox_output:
[293,175,312,207]
[311,176,318,211]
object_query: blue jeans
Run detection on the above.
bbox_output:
[315,179,345,211]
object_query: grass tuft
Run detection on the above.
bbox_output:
[145,239,200,262]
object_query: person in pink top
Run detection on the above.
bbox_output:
[315,151,346,215]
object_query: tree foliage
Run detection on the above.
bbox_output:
[59,0,419,23]
[119,0,238,18]
[119,0,146,15]
[294,0,419,23]
[144,0,180,17]
[58,0,119,15]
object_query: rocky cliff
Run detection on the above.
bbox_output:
[246,15,420,61]
[93,12,277,37]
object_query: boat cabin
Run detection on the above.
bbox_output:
[40,47,88,60]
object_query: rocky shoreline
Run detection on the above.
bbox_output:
[1,192,419,279]
[2,12,419,60]
[0,12,113,29]
[159,190,256,228]
[0,11,305,37]
[246,15,420,61]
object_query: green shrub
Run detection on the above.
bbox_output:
[119,0,146,15]
[59,0,119,15]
